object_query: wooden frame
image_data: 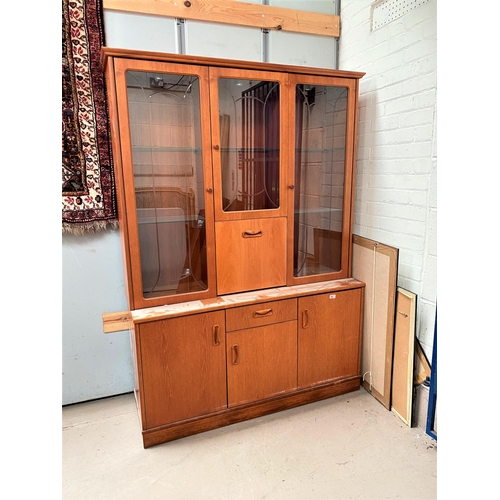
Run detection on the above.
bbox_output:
[126,279,364,447]
[112,57,217,310]
[209,66,289,221]
[102,48,366,448]
[391,287,417,426]
[101,49,365,80]
[102,0,341,38]
[352,235,399,410]
[102,49,364,311]
[286,74,358,287]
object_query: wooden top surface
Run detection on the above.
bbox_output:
[101,47,366,80]
[130,278,365,325]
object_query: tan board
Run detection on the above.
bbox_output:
[414,339,431,386]
[352,235,398,409]
[391,288,417,426]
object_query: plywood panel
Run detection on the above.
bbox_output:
[414,338,431,385]
[391,288,416,426]
[352,235,398,409]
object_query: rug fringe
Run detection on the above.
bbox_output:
[62,220,119,235]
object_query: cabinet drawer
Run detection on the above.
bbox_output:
[215,217,287,295]
[226,298,297,332]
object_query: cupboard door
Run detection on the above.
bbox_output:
[287,74,359,285]
[112,58,216,310]
[298,288,362,389]
[227,321,297,407]
[215,217,287,295]
[209,67,290,221]
[138,311,226,429]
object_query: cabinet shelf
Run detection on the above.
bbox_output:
[137,214,205,226]
[295,148,345,152]
[132,146,202,153]
[294,207,342,215]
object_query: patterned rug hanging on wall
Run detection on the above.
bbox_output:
[62,0,117,233]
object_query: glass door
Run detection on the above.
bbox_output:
[209,68,289,220]
[113,58,216,309]
[287,75,358,284]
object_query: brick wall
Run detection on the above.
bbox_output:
[340,0,437,358]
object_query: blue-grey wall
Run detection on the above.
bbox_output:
[62,230,132,404]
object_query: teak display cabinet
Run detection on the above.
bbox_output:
[102,48,365,448]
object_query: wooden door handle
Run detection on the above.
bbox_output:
[302,309,309,329]
[242,230,262,238]
[232,344,239,365]
[213,325,220,346]
[253,308,273,318]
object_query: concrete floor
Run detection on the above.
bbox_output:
[62,387,437,499]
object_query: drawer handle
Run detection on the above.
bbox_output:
[253,308,273,318]
[232,344,239,365]
[302,309,309,329]
[242,230,262,238]
[213,325,220,346]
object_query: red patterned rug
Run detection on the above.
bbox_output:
[62,0,117,233]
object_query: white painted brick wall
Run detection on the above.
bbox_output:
[340,0,437,360]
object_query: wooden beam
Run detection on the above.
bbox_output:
[103,311,133,333]
[103,0,340,38]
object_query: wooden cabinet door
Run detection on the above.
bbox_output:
[227,321,297,407]
[138,311,226,429]
[215,217,287,295]
[298,288,362,389]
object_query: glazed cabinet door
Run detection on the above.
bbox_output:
[226,321,297,407]
[209,67,290,221]
[298,288,363,389]
[112,58,216,310]
[137,311,227,429]
[287,75,359,285]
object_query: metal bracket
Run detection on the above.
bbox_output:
[176,18,186,54]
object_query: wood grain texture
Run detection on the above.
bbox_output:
[142,377,361,447]
[298,288,363,389]
[352,235,398,410]
[215,217,287,295]
[391,288,416,426]
[103,279,365,332]
[227,321,297,407]
[103,0,340,38]
[101,49,365,81]
[102,311,132,333]
[138,311,227,429]
[225,298,297,332]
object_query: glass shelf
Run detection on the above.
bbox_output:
[137,213,205,226]
[295,148,345,152]
[294,207,342,215]
[132,146,202,153]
